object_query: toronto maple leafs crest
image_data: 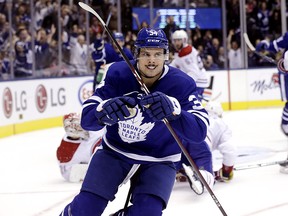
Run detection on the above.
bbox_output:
[118,105,154,143]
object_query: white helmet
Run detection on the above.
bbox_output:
[63,113,89,140]
[205,101,224,118]
[172,30,188,47]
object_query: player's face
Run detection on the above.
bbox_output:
[173,39,183,51]
[137,48,165,80]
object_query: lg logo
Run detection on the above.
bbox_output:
[2,84,66,119]
[35,84,48,113]
[35,84,66,113]
[2,87,27,118]
[3,87,12,118]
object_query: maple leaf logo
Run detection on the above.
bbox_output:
[118,106,154,143]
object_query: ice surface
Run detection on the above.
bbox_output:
[0,107,287,216]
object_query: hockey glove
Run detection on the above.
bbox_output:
[93,39,104,51]
[139,91,181,121]
[95,96,136,126]
[214,164,234,182]
[92,39,104,61]
[255,40,269,52]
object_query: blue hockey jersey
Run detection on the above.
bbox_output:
[81,60,209,164]
[268,32,288,52]
[91,42,133,69]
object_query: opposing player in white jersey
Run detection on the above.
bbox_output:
[205,101,236,182]
[176,101,235,189]
[56,113,103,182]
[170,30,209,99]
[170,30,213,194]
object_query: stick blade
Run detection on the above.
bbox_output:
[78,2,90,10]
[78,2,105,25]
[243,32,255,51]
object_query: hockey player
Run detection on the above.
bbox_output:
[91,32,133,90]
[176,101,235,192]
[256,32,288,174]
[170,30,209,99]
[56,113,103,182]
[59,27,211,216]
[176,140,214,195]
[205,101,236,182]
[169,30,213,194]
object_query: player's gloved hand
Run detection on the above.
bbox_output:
[139,91,181,121]
[95,96,136,126]
[93,39,104,51]
[214,164,234,182]
[92,39,104,61]
[255,40,269,52]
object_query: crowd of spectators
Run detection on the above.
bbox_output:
[0,0,285,80]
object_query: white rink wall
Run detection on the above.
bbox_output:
[206,67,281,107]
[0,68,283,137]
[0,76,94,137]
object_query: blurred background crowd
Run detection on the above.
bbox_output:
[0,0,286,80]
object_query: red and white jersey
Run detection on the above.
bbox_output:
[205,115,236,167]
[56,129,104,181]
[170,45,209,88]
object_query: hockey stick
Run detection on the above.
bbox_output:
[234,159,288,171]
[101,11,112,39]
[78,2,228,216]
[243,32,277,65]
[200,91,222,102]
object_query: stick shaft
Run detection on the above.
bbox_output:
[243,33,277,65]
[234,159,288,171]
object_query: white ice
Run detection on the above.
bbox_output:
[0,107,288,216]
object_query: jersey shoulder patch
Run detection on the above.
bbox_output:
[178,45,192,57]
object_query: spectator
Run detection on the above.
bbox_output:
[69,27,90,75]
[132,11,160,30]
[34,0,57,31]
[89,16,103,41]
[256,1,272,39]
[0,50,10,79]
[246,0,261,47]
[0,13,9,51]
[35,27,55,71]
[204,54,219,70]
[226,0,240,31]
[14,2,30,30]
[227,29,243,69]
[216,46,225,69]
[163,15,180,44]
[14,27,33,77]
[269,4,281,38]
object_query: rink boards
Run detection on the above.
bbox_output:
[0,67,284,137]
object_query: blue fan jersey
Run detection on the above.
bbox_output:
[81,60,209,164]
